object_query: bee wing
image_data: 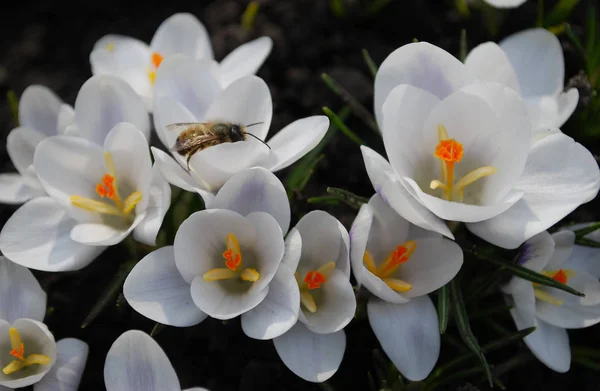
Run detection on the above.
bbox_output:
[169,133,221,154]
[165,123,203,133]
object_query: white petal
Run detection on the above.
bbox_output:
[361,146,453,238]
[219,37,273,87]
[517,231,555,272]
[295,210,351,278]
[90,34,151,75]
[153,95,198,150]
[374,42,476,125]
[505,279,537,328]
[500,28,565,97]
[465,42,520,94]
[368,296,440,381]
[547,230,575,270]
[7,126,47,178]
[0,173,44,204]
[262,116,329,171]
[19,85,62,136]
[104,330,181,391]
[57,104,76,135]
[74,75,150,144]
[483,0,527,7]
[273,323,345,383]
[468,132,600,249]
[281,227,302,271]
[153,56,222,121]
[241,263,300,340]
[70,213,146,246]
[150,13,213,59]
[510,309,570,372]
[124,246,208,327]
[366,191,411,255]
[204,75,272,141]
[34,338,88,391]
[0,256,46,322]
[525,89,579,129]
[212,167,290,233]
[133,165,172,246]
[349,202,373,288]
[0,197,105,271]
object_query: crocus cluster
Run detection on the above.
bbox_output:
[0,10,598,390]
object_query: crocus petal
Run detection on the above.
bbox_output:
[374,42,476,125]
[0,256,46,322]
[7,126,47,178]
[57,104,76,135]
[203,75,272,141]
[34,338,89,391]
[0,197,105,271]
[518,231,555,272]
[70,213,146,246]
[133,165,172,246]
[104,330,181,391]
[90,34,151,75]
[212,167,290,234]
[499,28,565,97]
[219,37,273,87]
[546,231,575,270]
[525,89,579,129]
[468,132,600,249]
[281,227,302,271]
[510,309,570,373]
[361,146,453,238]
[74,75,150,144]
[368,296,440,381]
[241,263,300,340]
[262,116,329,171]
[483,0,527,7]
[273,323,346,383]
[464,42,520,94]
[153,95,199,150]
[0,173,44,204]
[124,246,208,327]
[295,210,351,278]
[19,85,62,136]
[150,13,213,60]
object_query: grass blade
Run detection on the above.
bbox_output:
[437,284,451,334]
[573,221,600,238]
[241,1,260,32]
[325,187,368,209]
[545,0,580,27]
[7,90,19,125]
[459,29,468,62]
[362,49,378,79]
[307,195,342,206]
[323,106,366,146]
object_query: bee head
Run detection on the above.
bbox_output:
[230,124,244,142]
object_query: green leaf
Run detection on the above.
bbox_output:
[7,90,19,125]
[576,237,600,247]
[151,322,166,337]
[586,6,597,56]
[307,195,342,206]
[321,73,379,133]
[455,0,470,17]
[468,304,513,321]
[366,0,393,16]
[459,29,468,62]
[241,1,260,32]
[537,0,545,27]
[437,284,450,334]
[325,187,368,210]
[573,355,600,371]
[329,0,345,17]
[449,278,493,387]
[323,106,366,146]
[545,0,580,27]
[573,221,600,238]
[565,23,591,74]
[362,49,378,79]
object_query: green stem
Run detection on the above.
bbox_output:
[323,107,367,146]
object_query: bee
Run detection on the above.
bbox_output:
[167,121,270,169]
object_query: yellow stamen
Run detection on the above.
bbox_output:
[300,291,317,313]
[456,166,497,202]
[383,278,413,292]
[203,268,237,281]
[148,71,157,85]
[534,288,564,306]
[123,192,142,214]
[223,233,242,271]
[316,261,336,278]
[9,328,22,353]
[2,327,50,375]
[363,250,377,274]
[70,196,125,216]
[240,268,260,282]
[376,240,417,278]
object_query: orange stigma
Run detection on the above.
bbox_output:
[151,52,164,69]
[203,233,261,283]
[551,269,569,285]
[96,174,117,200]
[10,343,24,361]
[223,249,241,271]
[304,271,327,290]
[363,240,417,293]
[434,139,464,163]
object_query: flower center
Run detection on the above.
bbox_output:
[430,124,497,202]
[2,327,50,375]
[148,51,164,85]
[295,261,336,313]
[363,240,417,292]
[70,152,142,223]
[203,233,260,283]
[532,269,575,306]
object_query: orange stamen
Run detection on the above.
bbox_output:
[96,174,117,200]
[152,52,164,69]
[304,271,327,290]
[552,269,568,285]
[10,343,24,361]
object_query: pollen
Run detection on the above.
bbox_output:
[203,234,261,283]
[151,52,164,69]
[363,240,416,293]
[2,327,51,375]
[296,261,337,313]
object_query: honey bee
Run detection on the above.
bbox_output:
[167,121,270,169]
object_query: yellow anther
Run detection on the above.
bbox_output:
[9,328,22,354]
[534,288,564,306]
[438,124,449,141]
[223,233,242,270]
[241,268,260,282]
[456,166,497,202]
[2,327,50,375]
[148,71,157,85]
[70,196,124,216]
[203,268,237,281]
[123,192,142,214]
[316,261,336,279]
[363,250,377,274]
[204,234,261,284]
[383,278,413,292]
[363,241,416,293]
[300,291,317,313]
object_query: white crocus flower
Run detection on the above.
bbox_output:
[90,12,272,110]
[368,42,599,248]
[466,28,578,130]
[482,0,527,8]
[124,167,299,340]
[0,75,148,204]
[0,257,88,390]
[273,211,355,383]
[104,330,208,391]
[151,59,329,200]
[0,124,170,272]
[503,230,600,372]
[349,195,462,380]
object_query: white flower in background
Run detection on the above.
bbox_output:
[350,195,463,380]
[0,75,149,205]
[124,167,299,340]
[90,12,272,110]
[273,211,355,383]
[466,28,578,130]
[0,257,88,390]
[151,60,329,201]
[481,0,527,8]
[0,124,170,272]
[503,230,600,372]
[104,330,208,391]
[367,42,599,248]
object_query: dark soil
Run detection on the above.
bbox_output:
[0,0,599,390]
